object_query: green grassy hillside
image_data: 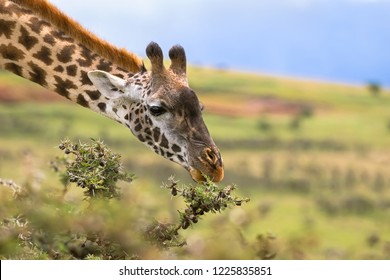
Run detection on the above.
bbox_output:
[0,68,390,259]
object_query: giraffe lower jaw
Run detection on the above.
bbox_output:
[189,167,224,183]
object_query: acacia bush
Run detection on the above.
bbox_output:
[0,139,249,259]
[53,139,133,199]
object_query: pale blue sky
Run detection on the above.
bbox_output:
[51,0,390,86]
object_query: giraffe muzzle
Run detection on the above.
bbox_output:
[189,148,224,183]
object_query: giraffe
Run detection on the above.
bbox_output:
[0,0,224,183]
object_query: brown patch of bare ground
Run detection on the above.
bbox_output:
[204,96,311,117]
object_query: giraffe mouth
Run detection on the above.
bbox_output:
[188,149,224,183]
[189,167,224,183]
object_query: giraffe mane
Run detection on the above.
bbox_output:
[10,0,144,73]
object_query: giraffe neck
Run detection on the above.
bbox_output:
[0,0,138,122]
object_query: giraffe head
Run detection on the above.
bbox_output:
[88,42,224,183]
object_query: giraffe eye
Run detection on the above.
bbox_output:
[149,106,166,116]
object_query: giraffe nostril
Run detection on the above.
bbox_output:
[205,148,219,165]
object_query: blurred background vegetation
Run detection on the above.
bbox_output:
[0,67,390,259]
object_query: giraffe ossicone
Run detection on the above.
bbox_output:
[88,42,224,183]
[0,0,223,183]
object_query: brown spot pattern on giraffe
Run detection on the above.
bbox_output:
[54,65,64,73]
[33,46,53,65]
[27,17,50,34]
[4,62,23,76]
[144,128,152,137]
[160,134,169,149]
[0,44,25,61]
[153,127,161,142]
[43,34,56,46]
[0,19,16,39]
[177,155,184,163]
[27,61,47,86]
[98,103,106,112]
[159,148,165,157]
[77,94,89,107]
[18,26,39,50]
[54,75,77,98]
[116,73,126,79]
[172,144,181,153]
[85,90,101,100]
[134,123,142,132]
[138,135,145,142]
[79,70,93,86]
[57,45,76,63]
[66,65,77,76]
[77,46,96,67]
[97,59,112,72]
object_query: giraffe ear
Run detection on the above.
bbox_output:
[88,70,140,102]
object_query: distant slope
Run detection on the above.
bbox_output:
[188,67,390,117]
